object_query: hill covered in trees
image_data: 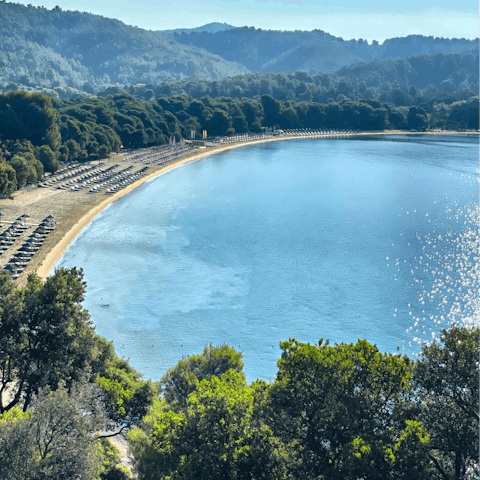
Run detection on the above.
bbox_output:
[0,2,247,92]
[0,1,478,96]
[122,53,478,107]
[160,22,235,35]
[172,28,478,74]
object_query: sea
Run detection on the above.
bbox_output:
[53,135,479,383]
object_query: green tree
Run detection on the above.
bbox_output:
[36,144,59,172]
[0,384,104,480]
[206,108,232,136]
[0,162,17,196]
[130,371,286,480]
[96,438,131,480]
[9,154,35,187]
[267,338,421,480]
[65,139,81,160]
[0,268,96,412]
[413,327,479,480]
[407,105,428,129]
[160,343,245,407]
[58,144,70,162]
[0,91,61,151]
[93,337,156,438]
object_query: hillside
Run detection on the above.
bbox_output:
[173,28,478,74]
[0,2,478,95]
[161,22,236,34]
[0,2,246,91]
[335,53,479,89]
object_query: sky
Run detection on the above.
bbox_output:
[13,0,479,42]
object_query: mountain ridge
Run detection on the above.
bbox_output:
[0,2,478,94]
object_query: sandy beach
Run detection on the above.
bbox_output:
[0,130,475,286]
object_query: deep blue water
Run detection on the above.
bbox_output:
[54,135,479,382]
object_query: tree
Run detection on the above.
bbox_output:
[0,268,96,412]
[0,162,17,197]
[98,144,110,158]
[267,338,424,480]
[36,144,59,172]
[9,155,33,187]
[160,343,245,407]
[206,108,232,136]
[0,91,61,151]
[130,371,286,480]
[407,105,428,129]
[0,384,105,480]
[96,437,131,480]
[413,327,479,480]
[93,336,156,438]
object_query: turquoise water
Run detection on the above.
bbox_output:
[54,135,479,382]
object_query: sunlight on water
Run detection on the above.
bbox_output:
[400,199,479,350]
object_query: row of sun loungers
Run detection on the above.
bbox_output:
[123,144,195,166]
[3,215,56,280]
[38,162,150,195]
[104,167,149,194]
[279,129,355,137]
[38,164,102,187]
[0,215,32,258]
[57,165,120,191]
[209,129,356,144]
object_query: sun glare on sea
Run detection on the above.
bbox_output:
[401,198,479,349]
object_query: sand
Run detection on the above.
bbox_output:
[0,130,475,286]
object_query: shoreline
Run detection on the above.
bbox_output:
[0,130,475,284]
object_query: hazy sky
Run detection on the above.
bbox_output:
[14,0,478,42]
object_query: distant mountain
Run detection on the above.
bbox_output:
[173,28,479,74]
[0,2,478,96]
[161,23,235,35]
[0,3,246,91]
[335,53,479,89]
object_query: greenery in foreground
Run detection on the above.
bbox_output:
[0,268,478,479]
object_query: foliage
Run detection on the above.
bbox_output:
[267,338,425,479]
[96,438,131,480]
[36,144,59,172]
[0,2,477,97]
[160,343,245,407]
[0,267,96,412]
[0,162,17,197]
[0,91,60,151]
[138,54,478,107]
[0,267,154,431]
[130,371,286,480]
[0,1,246,93]
[93,336,156,437]
[0,384,105,480]
[132,330,478,480]
[413,327,479,480]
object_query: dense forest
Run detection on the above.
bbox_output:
[119,54,478,107]
[0,267,478,479]
[173,28,478,74]
[0,2,478,95]
[0,90,477,195]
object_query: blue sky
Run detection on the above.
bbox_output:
[15,0,478,42]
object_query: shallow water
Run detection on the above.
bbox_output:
[54,135,479,382]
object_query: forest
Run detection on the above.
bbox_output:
[0,89,477,196]
[0,2,478,95]
[0,267,478,479]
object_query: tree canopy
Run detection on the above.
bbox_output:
[130,329,479,480]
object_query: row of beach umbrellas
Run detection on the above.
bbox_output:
[2,215,56,280]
